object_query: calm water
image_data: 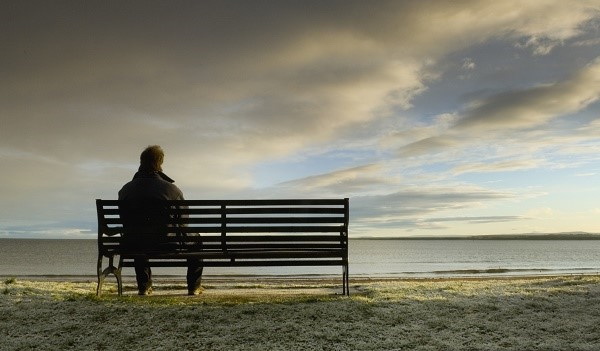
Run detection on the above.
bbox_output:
[1,239,600,277]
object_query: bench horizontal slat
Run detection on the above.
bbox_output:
[99,199,345,206]
[101,234,345,241]
[122,250,344,259]
[121,259,345,267]
[100,207,346,216]
[100,247,345,257]
[180,207,346,215]
[182,207,345,214]
[185,217,344,224]
[103,216,345,225]
[172,199,345,206]
[105,244,345,252]
[184,226,344,233]
[102,227,344,234]
[196,243,345,249]
[103,228,344,234]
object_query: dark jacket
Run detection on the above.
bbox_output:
[118,170,185,249]
[118,171,184,201]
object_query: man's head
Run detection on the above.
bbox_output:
[139,145,164,172]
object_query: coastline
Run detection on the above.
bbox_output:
[3,269,600,282]
[2,272,600,296]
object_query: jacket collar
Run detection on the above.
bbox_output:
[132,170,175,183]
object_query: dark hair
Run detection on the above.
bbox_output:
[139,145,164,172]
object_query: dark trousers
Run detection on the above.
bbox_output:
[135,258,203,293]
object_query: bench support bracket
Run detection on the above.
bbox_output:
[96,253,123,296]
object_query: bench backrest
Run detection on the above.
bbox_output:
[97,199,349,256]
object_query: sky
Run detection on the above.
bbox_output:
[1,0,600,239]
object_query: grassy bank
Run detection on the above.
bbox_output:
[2,275,600,350]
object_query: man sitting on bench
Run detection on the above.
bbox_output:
[118,145,203,296]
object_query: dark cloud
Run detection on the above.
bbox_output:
[352,187,515,220]
[395,57,600,158]
[454,58,600,130]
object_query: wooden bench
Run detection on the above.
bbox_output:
[96,198,350,296]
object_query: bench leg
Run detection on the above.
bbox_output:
[115,257,123,296]
[96,254,104,296]
[342,264,350,296]
[96,254,124,296]
[115,256,123,296]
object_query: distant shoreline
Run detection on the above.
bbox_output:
[353,232,600,240]
[2,274,599,285]
[4,270,600,283]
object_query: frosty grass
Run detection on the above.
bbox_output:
[2,275,600,350]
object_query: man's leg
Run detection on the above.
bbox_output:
[134,258,152,295]
[187,259,203,295]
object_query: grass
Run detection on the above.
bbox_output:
[2,275,600,350]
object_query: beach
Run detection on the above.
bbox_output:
[2,275,600,350]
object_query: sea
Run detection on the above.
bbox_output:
[1,238,600,278]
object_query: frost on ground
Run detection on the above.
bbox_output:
[1,275,600,350]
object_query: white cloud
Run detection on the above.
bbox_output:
[396,134,465,157]
[572,37,600,47]
[462,58,476,70]
[516,36,561,56]
[276,164,395,196]
[452,159,543,175]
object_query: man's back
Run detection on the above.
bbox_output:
[119,171,184,202]
[118,171,184,250]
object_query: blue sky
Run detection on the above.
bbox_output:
[1,1,599,238]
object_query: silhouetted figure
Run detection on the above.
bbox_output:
[118,145,203,295]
